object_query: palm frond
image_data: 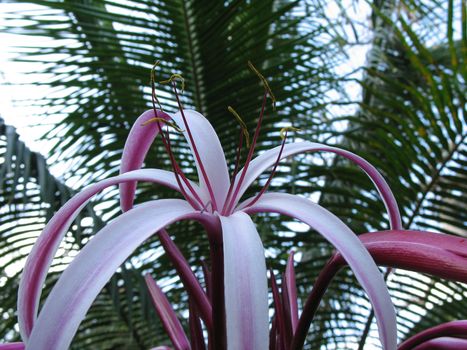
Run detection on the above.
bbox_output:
[311,0,466,348]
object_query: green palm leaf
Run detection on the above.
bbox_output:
[312,0,466,348]
[0,0,465,348]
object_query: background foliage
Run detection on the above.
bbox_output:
[0,0,465,348]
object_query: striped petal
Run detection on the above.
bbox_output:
[26,199,207,350]
[357,230,467,283]
[219,212,269,350]
[145,274,190,350]
[170,110,230,209]
[119,109,172,211]
[233,141,401,229]
[120,109,230,211]
[18,169,198,340]
[243,192,397,350]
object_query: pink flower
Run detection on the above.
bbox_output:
[13,95,401,349]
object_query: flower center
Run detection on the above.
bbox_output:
[150,62,297,215]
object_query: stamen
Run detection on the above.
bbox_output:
[223,91,268,214]
[200,201,212,214]
[165,127,205,209]
[224,63,278,214]
[241,128,288,209]
[142,117,184,133]
[280,126,301,140]
[149,65,203,209]
[228,106,250,148]
[221,130,245,215]
[160,73,185,92]
[248,61,276,109]
[171,81,219,211]
[150,61,164,111]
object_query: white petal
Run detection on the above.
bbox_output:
[232,141,401,229]
[18,169,198,340]
[171,110,230,210]
[219,212,269,350]
[243,192,397,350]
[26,199,197,350]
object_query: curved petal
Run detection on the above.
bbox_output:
[158,230,212,329]
[119,109,172,211]
[219,212,269,350]
[412,337,467,350]
[18,169,199,340]
[120,109,230,211]
[243,193,397,350]
[357,231,467,283]
[284,252,299,333]
[399,320,467,350]
[0,343,25,350]
[145,274,190,350]
[170,110,230,209]
[26,199,207,350]
[232,141,401,229]
[293,231,467,349]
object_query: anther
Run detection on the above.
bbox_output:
[248,61,276,109]
[142,117,184,133]
[280,126,301,140]
[160,73,185,92]
[228,106,250,148]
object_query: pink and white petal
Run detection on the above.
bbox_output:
[285,252,299,332]
[0,343,25,350]
[26,199,203,350]
[398,320,467,350]
[158,230,212,329]
[145,274,190,350]
[170,110,230,209]
[243,193,397,350]
[119,109,172,211]
[219,213,269,350]
[18,169,199,340]
[413,337,467,350]
[358,231,467,283]
[233,141,401,230]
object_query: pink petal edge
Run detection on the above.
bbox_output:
[26,199,211,350]
[170,110,230,209]
[157,229,212,329]
[284,252,299,333]
[243,192,397,350]
[145,274,190,350]
[119,109,172,211]
[233,142,401,230]
[412,337,467,350]
[0,343,25,350]
[18,169,198,340]
[399,320,467,350]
